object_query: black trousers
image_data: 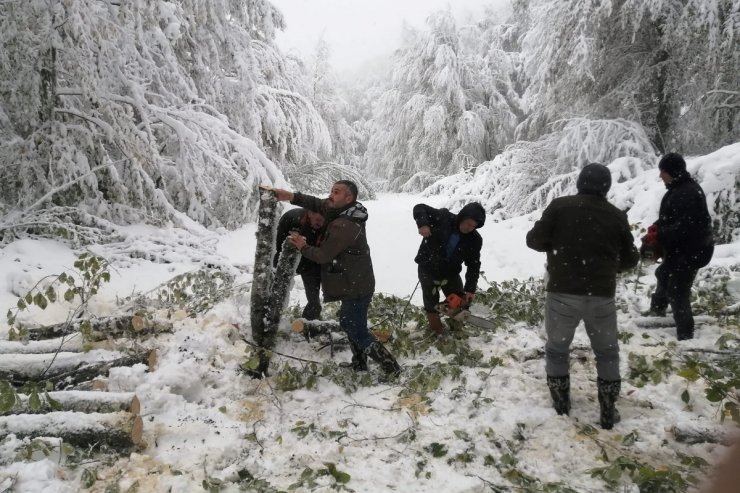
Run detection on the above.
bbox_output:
[300,271,322,320]
[418,265,464,313]
[651,263,697,339]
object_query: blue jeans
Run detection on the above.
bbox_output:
[339,295,375,350]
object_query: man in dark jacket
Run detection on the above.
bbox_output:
[645,153,714,340]
[272,181,401,377]
[526,163,639,430]
[413,202,486,335]
[274,208,325,320]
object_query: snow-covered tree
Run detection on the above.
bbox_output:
[515,0,738,153]
[363,10,522,191]
[0,0,331,243]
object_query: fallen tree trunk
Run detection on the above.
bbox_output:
[0,411,143,449]
[25,315,172,341]
[291,318,342,339]
[0,349,155,389]
[0,335,116,354]
[671,424,731,445]
[2,391,140,416]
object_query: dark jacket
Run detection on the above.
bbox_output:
[656,175,714,270]
[273,208,323,276]
[291,192,375,302]
[526,193,639,297]
[413,203,485,293]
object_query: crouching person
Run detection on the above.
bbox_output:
[272,181,401,377]
[413,202,486,335]
[526,163,639,429]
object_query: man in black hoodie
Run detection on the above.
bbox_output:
[413,202,486,335]
[645,153,714,340]
[527,163,639,430]
[274,208,325,320]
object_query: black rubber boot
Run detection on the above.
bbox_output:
[546,375,570,416]
[597,378,621,430]
[340,341,368,371]
[365,342,401,377]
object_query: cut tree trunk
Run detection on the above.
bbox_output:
[291,319,342,339]
[0,411,143,450]
[671,424,731,445]
[0,349,155,389]
[0,335,117,354]
[264,237,301,344]
[2,391,140,416]
[247,188,279,377]
[25,315,172,341]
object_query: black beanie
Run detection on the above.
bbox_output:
[658,153,687,178]
[576,163,612,197]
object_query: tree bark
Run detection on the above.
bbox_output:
[291,318,342,338]
[671,424,731,445]
[24,315,172,341]
[0,411,143,450]
[2,391,140,416]
[0,349,155,390]
[247,188,279,378]
[0,336,116,354]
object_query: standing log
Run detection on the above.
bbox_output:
[2,391,140,416]
[248,188,279,377]
[0,411,143,449]
[24,315,172,341]
[265,237,301,341]
[0,349,155,389]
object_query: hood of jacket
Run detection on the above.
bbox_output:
[456,202,486,229]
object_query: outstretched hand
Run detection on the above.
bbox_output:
[271,188,294,202]
[418,226,431,237]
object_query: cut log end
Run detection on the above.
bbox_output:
[148,349,158,370]
[291,319,305,333]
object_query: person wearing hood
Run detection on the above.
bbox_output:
[272,181,401,377]
[273,207,326,321]
[644,153,714,340]
[526,163,639,430]
[412,201,486,335]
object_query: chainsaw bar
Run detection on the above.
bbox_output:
[436,303,497,330]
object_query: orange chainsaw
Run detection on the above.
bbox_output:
[435,293,496,330]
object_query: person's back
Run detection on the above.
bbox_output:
[528,194,637,297]
[526,163,638,430]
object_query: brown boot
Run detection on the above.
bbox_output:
[426,312,444,335]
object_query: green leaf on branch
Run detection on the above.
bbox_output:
[323,462,350,484]
[0,381,17,412]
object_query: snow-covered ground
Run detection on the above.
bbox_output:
[1,147,739,492]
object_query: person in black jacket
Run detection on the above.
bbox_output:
[526,163,639,430]
[413,202,486,335]
[274,208,325,320]
[645,153,714,340]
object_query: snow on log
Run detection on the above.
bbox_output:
[0,335,118,354]
[671,424,731,445]
[246,188,280,378]
[2,391,140,416]
[0,411,143,449]
[249,188,278,347]
[291,318,342,339]
[263,237,301,346]
[0,349,154,389]
[24,315,172,341]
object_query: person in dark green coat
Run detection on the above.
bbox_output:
[527,163,639,429]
